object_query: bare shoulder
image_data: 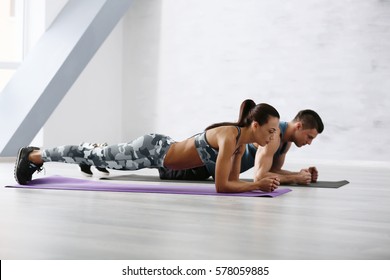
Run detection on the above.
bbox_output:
[206,126,237,150]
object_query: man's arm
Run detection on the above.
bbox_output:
[254,142,312,185]
[253,139,279,182]
[271,152,311,185]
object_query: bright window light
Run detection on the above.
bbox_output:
[0,0,24,91]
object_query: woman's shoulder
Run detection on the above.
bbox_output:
[208,125,238,136]
[208,126,239,145]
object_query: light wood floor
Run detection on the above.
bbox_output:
[1,159,389,260]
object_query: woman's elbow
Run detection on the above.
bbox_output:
[215,185,226,193]
[215,182,230,193]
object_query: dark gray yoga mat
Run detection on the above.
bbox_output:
[6,176,291,197]
[305,180,349,188]
[101,175,349,188]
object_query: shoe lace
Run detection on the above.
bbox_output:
[37,166,45,175]
[30,162,45,175]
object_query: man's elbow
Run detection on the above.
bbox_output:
[254,171,266,182]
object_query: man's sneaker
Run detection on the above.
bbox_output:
[14,146,43,185]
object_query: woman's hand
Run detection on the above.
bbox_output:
[257,176,280,192]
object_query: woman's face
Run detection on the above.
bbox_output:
[254,116,279,146]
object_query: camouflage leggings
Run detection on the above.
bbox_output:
[41,134,175,170]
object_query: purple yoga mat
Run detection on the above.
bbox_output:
[6,176,291,197]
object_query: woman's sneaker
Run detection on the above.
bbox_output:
[96,166,110,175]
[78,142,110,176]
[14,146,43,185]
[79,163,93,176]
[79,163,110,176]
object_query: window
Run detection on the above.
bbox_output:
[0,0,24,91]
[1,0,46,146]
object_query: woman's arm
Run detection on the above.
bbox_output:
[228,144,245,181]
[214,135,279,193]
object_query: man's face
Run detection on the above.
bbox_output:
[294,125,319,147]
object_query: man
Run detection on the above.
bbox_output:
[158,109,324,185]
[247,109,323,184]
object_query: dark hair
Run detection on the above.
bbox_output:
[205,99,280,130]
[293,109,324,133]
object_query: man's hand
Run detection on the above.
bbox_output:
[308,166,318,182]
[296,169,312,185]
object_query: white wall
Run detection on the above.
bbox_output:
[45,0,390,163]
[122,0,161,139]
[26,0,67,148]
[127,0,390,162]
[43,0,124,146]
[25,0,46,147]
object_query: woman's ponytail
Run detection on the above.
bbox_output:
[205,99,257,130]
[205,99,279,130]
[236,99,256,127]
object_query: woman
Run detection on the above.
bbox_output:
[14,99,280,193]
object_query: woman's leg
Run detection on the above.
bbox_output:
[78,143,109,176]
[41,134,174,170]
[98,134,175,170]
[14,134,174,184]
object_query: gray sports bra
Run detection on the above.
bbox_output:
[194,126,241,178]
